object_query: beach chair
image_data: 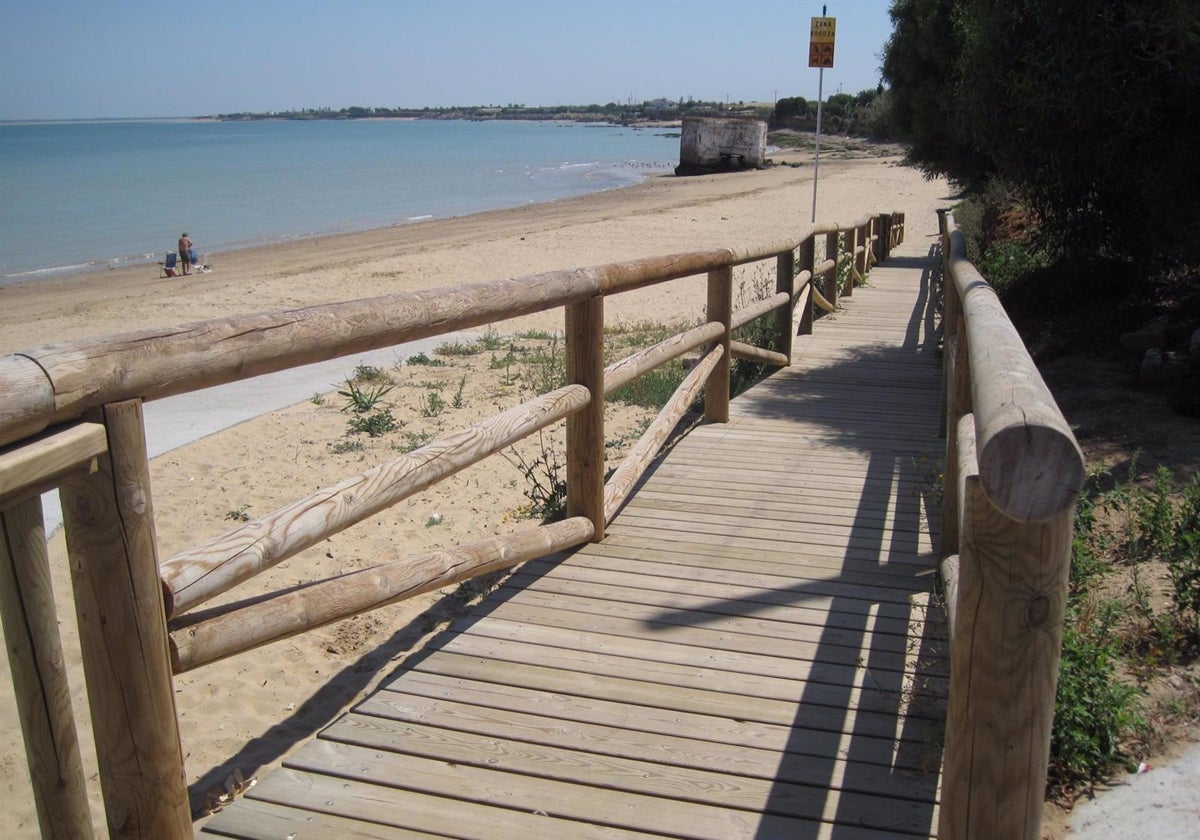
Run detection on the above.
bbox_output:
[161,251,179,277]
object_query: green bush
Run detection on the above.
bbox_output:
[1050,603,1142,789]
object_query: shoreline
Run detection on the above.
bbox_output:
[0,149,913,356]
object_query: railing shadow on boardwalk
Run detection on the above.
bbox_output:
[351,248,951,837]
[623,248,947,838]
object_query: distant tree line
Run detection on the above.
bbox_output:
[769,88,897,140]
[881,0,1200,262]
[211,98,767,126]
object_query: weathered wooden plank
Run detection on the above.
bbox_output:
[382,669,942,773]
[323,712,939,834]
[286,739,862,839]
[241,767,660,839]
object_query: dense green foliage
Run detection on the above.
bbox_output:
[883,1,1200,262]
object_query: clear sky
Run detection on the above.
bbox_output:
[0,0,896,121]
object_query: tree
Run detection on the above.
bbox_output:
[772,96,808,120]
[882,0,1200,261]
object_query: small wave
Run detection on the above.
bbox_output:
[0,252,162,286]
[405,214,434,222]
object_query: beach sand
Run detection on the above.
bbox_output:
[0,149,953,837]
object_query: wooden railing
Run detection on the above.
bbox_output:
[935,209,1085,839]
[0,211,904,839]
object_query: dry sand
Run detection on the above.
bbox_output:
[0,148,954,837]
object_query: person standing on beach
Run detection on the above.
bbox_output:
[178,232,193,275]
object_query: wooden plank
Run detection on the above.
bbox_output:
[285,739,874,839]
[241,767,661,839]
[198,797,432,839]
[383,669,942,774]
[323,712,939,834]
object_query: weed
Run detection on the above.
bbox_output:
[406,352,445,367]
[435,338,482,357]
[517,334,564,396]
[353,364,391,383]
[610,361,688,409]
[505,433,567,522]
[329,438,366,454]
[1050,599,1143,790]
[420,390,446,418]
[224,504,251,523]
[394,431,434,453]
[515,328,555,340]
[310,392,325,405]
[477,327,505,351]
[425,512,443,527]
[452,374,467,409]
[1167,475,1200,616]
[339,379,394,413]
[347,409,401,437]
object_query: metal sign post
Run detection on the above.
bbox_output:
[809,10,836,222]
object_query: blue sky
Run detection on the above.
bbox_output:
[0,1,897,120]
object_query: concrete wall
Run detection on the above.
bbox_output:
[676,116,767,175]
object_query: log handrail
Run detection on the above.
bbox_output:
[0,211,902,839]
[936,209,1084,840]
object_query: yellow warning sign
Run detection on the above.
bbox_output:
[809,16,836,68]
[810,16,836,42]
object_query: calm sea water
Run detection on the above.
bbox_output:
[0,119,679,282]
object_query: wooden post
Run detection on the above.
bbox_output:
[774,248,795,363]
[1,496,96,840]
[824,232,840,309]
[565,296,606,541]
[843,227,857,297]
[879,213,892,260]
[797,236,815,336]
[59,400,190,840]
[704,266,733,423]
[939,479,1073,840]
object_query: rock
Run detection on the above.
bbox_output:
[1140,348,1187,385]
[1120,318,1167,355]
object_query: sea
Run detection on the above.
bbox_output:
[0,118,680,283]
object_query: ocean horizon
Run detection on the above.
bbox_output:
[0,119,679,283]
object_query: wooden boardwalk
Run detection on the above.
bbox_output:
[199,240,948,839]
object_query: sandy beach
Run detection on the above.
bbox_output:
[0,148,954,837]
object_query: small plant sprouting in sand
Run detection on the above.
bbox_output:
[310,392,325,405]
[425,512,443,528]
[347,409,401,438]
[505,433,567,522]
[393,430,434,453]
[452,374,468,409]
[420,390,446,418]
[224,504,251,522]
[329,438,366,454]
[406,352,445,367]
[339,379,394,413]
[353,364,391,383]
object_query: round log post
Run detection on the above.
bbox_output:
[773,248,796,363]
[565,296,606,541]
[824,231,840,309]
[796,235,815,336]
[842,227,857,297]
[59,400,190,840]
[939,478,1073,840]
[703,266,733,423]
[0,496,96,840]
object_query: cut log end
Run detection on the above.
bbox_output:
[978,424,1084,522]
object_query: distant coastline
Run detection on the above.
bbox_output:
[204,99,760,126]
